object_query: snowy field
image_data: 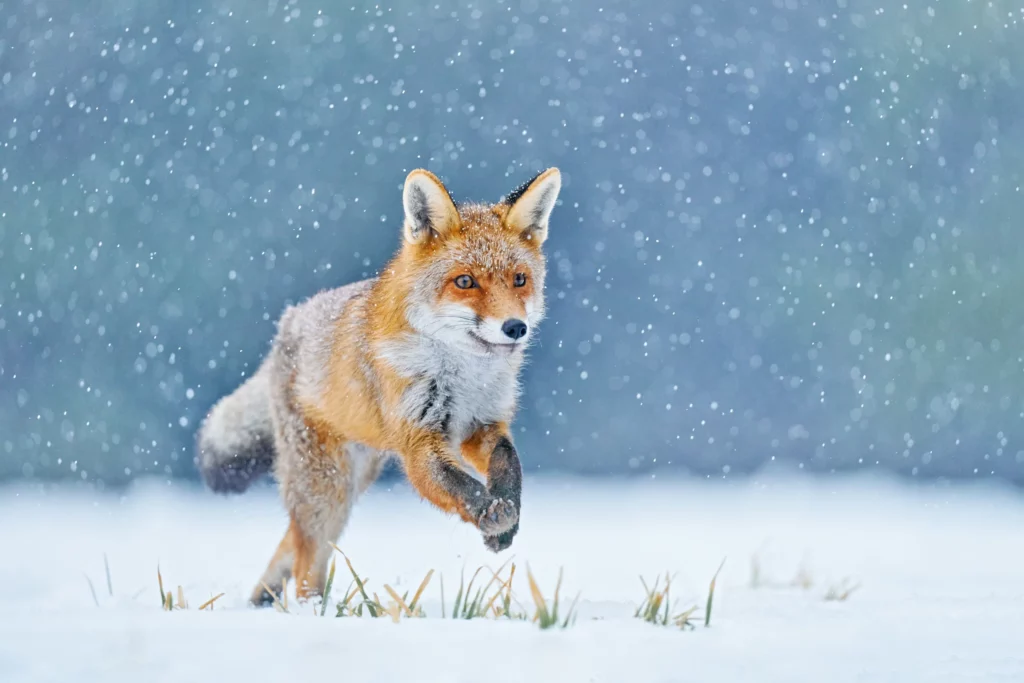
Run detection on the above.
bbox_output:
[1,472,1022,683]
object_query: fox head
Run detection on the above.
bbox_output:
[393,167,561,357]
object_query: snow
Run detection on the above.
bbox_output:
[1,472,1022,682]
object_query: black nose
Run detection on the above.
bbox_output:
[501,319,528,341]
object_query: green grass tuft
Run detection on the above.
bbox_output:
[330,544,382,617]
[635,558,726,631]
[526,566,578,629]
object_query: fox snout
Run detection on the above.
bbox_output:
[501,318,528,341]
[468,313,532,353]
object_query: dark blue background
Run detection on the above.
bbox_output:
[3,0,1023,485]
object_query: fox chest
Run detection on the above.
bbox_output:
[385,341,520,444]
[407,363,518,443]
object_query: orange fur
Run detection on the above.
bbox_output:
[461,422,511,476]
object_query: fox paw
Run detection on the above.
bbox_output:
[484,522,519,553]
[478,498,518,536]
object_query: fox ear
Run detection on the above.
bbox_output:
[403,169,460,243]
[502,168,562,243]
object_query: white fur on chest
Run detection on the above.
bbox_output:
[378,335,521,443]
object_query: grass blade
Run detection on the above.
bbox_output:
[474,558,514,617]
[408,569,434,615]
[482,565,516,616]
[383,584,412,617]
[198,593,225,611]
[675,605,698,630]
[157,565,165,607]
[551,567,564,625]
[460,567,483,618]
[526,566,549,625]
[502,564,517,618]
[452,569,465,619]
[465,586,485,619]
[705,557,726,628]
[259,581,288,613]
[103,553,113,597]
[824,579,861,602]
[440,573,446,619]
[320,557,337,617]
[330,544,378,618]
[661,573,672,626]
[562,591,582,628]
[85,575,100,608]
[335,580,358,617]
[526,566,573,629]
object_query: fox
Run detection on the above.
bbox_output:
[195,167,562,606]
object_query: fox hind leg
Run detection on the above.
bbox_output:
[290,499,351,602]
[259,371,356,603]
[250,500,352,606]
[250,521,297,606]
[288,443,386,601]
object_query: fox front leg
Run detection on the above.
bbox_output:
[462,425,524,552]
[483,436,523,552]
[432,453,519,537]
[402,431,518,538]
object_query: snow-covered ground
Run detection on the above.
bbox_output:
[0,472,1021,682]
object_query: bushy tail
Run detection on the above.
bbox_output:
[196,368,275,493]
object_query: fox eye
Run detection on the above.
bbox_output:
[454,274,477,289]
[513,273,527,287]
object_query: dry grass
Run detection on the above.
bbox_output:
[197,593,226,610]
[526,566,579,629]
[750,553,815,591]
[447,560,518,620]
[635,558,726,630]
[157,565,224,611]
[83,552,570,625]
[259,578,288,613]
[750,552,861,602]
[106,550,753,628]
[328,543,436,620]
[84,553,115,607]
[824,579,861,602]
[320,548,575,628]
[439,560,579,627]
[751,554,814,590]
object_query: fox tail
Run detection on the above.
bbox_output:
[195,367,275,493]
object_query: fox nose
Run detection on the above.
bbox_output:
[501,318,528,341]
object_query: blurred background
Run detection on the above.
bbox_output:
[2,0,1023,487]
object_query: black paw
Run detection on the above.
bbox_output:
[484,521,519,553]
[478,497,518,536]
[250,587,278,608]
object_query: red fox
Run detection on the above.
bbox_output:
[196,167,561,605]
